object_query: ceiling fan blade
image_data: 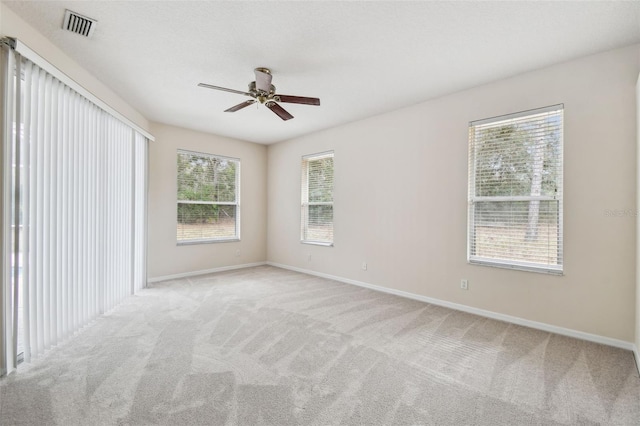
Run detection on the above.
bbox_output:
[198,83,253,97]
[254,68,272,92]
[275,95,321,106]
[265,101,294,121]
[224,100,256,112]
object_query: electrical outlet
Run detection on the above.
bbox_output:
[308,254,312,262]
[460,279,468,290]
[362,262,367,271]
[235,249,240,257]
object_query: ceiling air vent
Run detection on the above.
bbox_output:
[62,10,97,38]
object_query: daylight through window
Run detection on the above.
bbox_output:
[301,151,334,245]
[468,105,563,273]
[177,150,240,243]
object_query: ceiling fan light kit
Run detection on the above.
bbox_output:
[198,68,320,121]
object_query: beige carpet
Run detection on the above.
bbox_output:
[1,265,639,425]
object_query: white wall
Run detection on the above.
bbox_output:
[0,4,150,133]
[147,123,267,280]
[268,44,640,342]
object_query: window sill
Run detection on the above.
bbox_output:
[468,258,563,275]
[177,238,240,246]
[301,240,333,247]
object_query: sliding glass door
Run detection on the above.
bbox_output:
[1,38,148,375]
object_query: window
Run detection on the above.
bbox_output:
[468,105,563,274]
[177,150,240,243]
[301,151,334,245]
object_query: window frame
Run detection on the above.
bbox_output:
[467,105,564,274]
[176,149,240,245]
[301,150,334,247]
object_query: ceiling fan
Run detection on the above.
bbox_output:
[198,68,320,121]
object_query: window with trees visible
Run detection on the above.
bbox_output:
[177,150,240,243]
[301,151,334,245]
[468,105,563,273]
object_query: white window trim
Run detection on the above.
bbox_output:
[301,150,334,246]
[467,105,564,275]
[176,149,240,245]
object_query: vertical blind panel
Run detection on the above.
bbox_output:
[1,44,17,373]
[300,152,334,243]
[176,150,239,242]
[133,133,147,291]
[468,106,563,271]
[1,48,148,368]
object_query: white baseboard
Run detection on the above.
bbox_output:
[633,344,640,376]
[267,262,635,351]
[147,262,267,284]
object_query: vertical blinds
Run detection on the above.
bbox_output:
[301,151,334,244]
[468,105,563,273]
[0,40,148,374]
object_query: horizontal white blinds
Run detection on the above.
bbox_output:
[176,150,240,242]
[468,106,563,273]
[1,41,148,372]
[301,151,334,244]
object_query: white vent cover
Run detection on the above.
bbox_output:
[62,10,97,37]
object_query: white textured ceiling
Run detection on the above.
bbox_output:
[3,1,640,144]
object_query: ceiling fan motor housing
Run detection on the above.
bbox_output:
[248,81,276,101]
